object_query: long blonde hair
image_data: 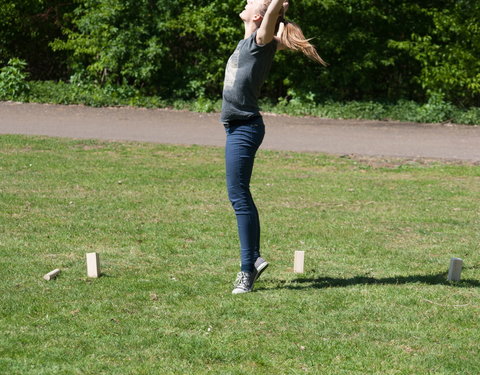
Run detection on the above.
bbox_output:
[258,1,327,66]
[278,18,327,66]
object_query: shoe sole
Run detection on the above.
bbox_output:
[254,261,268,282]
[232,287,252,294]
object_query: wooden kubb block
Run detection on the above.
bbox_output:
[294,251,305,273]
[86,252,101,278]
[447,257,463,282]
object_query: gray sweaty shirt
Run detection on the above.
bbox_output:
[221,31,277,124]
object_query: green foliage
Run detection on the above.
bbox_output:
[40,1,421,101]
[263,91,480,125]
[28,80,167,108]
[414,92,456,124]
[51,0,242,98]
[0,58,30,100]
[267,0,428,102]
[2,0,480,107]
[0,0,74,80]
[390,0,480,107]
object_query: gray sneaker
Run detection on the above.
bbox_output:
[254,257,269,282]
[232,271,255,294]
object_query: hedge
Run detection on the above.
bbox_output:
[1,0,479,106]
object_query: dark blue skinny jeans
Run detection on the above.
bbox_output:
[225,121,265,273]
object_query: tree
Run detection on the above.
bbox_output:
[0,0,74,80]
[391,0,480,106]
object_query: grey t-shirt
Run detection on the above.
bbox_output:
[221,31,277,124]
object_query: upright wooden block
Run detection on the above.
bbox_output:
[43,268,61,281]
[447,257,463,281]
[294,251,305,273]
[86,252,101,278]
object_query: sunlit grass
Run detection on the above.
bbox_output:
[1,135,479,374]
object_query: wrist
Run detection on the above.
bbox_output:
[267,0,284,14]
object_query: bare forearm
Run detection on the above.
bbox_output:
[265,0,284,17]
[257,0,289,45]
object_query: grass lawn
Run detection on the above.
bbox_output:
[1,135,479,374]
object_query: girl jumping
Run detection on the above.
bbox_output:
[222,0,326,294]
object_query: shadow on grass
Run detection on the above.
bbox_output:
[257,273,480,291]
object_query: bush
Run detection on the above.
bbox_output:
[415,93,456,123]
[0,0,480,111]
[2,1,480,108]
[47,0,469,103]
[50,0,242,98]
[263,94,479,125]
[451,107,480,126]
[0,58,30,100]
[390,1,480,107]
[0,0,74,80]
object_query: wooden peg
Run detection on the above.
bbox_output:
[294,251,305,273]
[86,252,101,278]
[43,268,61,281]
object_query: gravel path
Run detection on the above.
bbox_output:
[1,102,479,163]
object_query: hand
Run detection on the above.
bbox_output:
[276,20,285,39]
[278,1,288,19]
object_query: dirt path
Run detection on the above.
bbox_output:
[1,102,479,163]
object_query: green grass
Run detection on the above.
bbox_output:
[1,135,479,374]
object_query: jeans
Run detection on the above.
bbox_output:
[225,121,265,272]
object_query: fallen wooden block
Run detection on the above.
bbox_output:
[294,251,305,273]
[43,268,61,281]
[448,257,463,282]
[86,252,101,278]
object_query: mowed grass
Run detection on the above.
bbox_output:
[1,134,479,375]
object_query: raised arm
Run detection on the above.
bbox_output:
[256,0,288,45]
